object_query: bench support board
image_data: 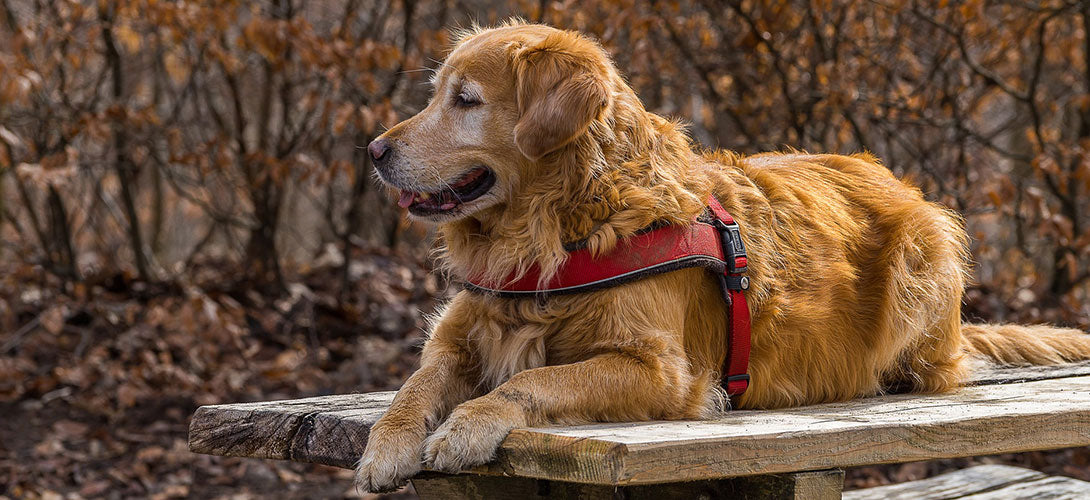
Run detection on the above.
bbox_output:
[411,469,845,500]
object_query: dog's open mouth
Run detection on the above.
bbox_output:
[396,166,496,216]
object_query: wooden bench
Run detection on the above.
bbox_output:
[188,361,1090,499]
[844,464,1090,499]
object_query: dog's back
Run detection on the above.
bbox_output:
[692,152,1090,409]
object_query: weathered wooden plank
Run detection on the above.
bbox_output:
[503,375,1090,484]
[974,476,1090,500]
[411,469,844,500]
[844,464,1090,500]
[843,464,1044,499]
[188,362,1090,485]
[966,359,1090,386]
[188,392,393,463]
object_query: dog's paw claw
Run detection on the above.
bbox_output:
[355,454,420,493]
[354,432,423,493]
[422,410,512,473]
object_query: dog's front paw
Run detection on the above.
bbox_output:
[422,401,523,473]
[355,427,424,493]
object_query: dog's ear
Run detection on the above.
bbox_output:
[511,33,610,161]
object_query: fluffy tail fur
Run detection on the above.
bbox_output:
[963,323,1090,365]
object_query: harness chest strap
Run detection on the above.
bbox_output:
[464,195,752,397]
[705,195,752,397]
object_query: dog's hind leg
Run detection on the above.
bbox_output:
[901,306,970,393]
[875,214,971,395]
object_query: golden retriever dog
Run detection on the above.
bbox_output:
[355,21,1090,492]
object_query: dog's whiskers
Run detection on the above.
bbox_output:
[427,166,464,203]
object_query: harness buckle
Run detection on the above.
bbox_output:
[713,219,748,276]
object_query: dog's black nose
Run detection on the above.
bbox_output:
[368,138,390,163]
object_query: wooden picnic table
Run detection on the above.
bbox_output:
[189,360,1090,499]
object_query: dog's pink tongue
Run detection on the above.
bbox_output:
[397,190,415,208]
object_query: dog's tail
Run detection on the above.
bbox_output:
[962,323,1090,365]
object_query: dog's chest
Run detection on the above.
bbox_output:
[467,320,551,390]
[463,294,603,390]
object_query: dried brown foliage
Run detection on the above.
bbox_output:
[0,0,1088,498]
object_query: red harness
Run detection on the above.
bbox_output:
[464,196,752,397]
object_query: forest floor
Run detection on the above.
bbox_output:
[2,251,1089,499]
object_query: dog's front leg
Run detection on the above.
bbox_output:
[355,337,476,492]
[423,339,692,472]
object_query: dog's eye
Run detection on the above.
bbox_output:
[454,92,482,108]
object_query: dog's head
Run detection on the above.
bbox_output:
[368,22,616,222]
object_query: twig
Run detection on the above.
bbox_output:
[1,316,42,354]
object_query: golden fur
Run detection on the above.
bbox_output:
[355,22,1090,492]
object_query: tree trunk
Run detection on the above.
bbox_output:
[46,186,79,281]
[338,136,373,302]
[101,8,151,282]
[244,179,284,292]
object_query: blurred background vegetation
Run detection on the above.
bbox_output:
[1,0,1088,498]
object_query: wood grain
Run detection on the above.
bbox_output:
[965,358,1090,386]
[188,392,392,467]
[188,361,1090,485]
[844,464,1090,500]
